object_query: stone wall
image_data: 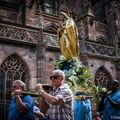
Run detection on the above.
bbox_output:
[26,0,37,27]
[45,51,61,84]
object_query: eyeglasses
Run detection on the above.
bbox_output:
[50,75,61,80]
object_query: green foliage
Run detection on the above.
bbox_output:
[55,57,93,91]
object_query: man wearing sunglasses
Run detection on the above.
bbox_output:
[36,69,74,120]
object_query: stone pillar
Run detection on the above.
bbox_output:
[37,48,46,83]
[77,21,86,53]
[36,10,46,83]
[77,20,88,66]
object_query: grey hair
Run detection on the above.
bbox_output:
[13,80,26,90]
[53,69,65,79]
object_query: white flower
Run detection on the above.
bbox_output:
[69,76,78,82]
[69,69,76,75]
[60,55,65,60]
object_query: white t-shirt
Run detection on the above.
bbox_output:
[34,106,40,120]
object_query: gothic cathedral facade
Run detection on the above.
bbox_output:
[0,0,120,119]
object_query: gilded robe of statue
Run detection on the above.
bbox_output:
[57,16,79,59]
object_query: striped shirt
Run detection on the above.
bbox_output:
[47,84,74,120]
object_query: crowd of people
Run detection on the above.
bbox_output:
[7,69,120,120]
[8,69,74,120]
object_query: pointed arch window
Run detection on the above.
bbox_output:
[95,67,112,88]
[1,54,29,85]
[0,54,29,102]
[0,53,30,120]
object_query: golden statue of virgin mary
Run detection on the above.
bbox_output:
[57,5,80,59]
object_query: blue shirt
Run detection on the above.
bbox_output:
[73,99,92,120]
[8,95,35,120]
[103,90,120,120]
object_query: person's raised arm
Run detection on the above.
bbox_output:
[39,96,49,114]
[14,90,27,113]
[36,84,63,105]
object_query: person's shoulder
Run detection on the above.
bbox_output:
[60,83,70,89]
[60,84,73,94]
[114,90,120,95]
[115,90,120,97]
[22,95,34,101]
[117,90,120,93]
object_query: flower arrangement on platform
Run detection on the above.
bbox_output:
[55,56,94,93]
[55,56,108,103]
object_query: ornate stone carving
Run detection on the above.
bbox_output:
[0,54,28,102]
[0,23,119,58]
[0,23,38,44]
[43,33,58,47]
[0,54,27,80]
[85,41,116,57]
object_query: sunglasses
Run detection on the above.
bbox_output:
[50,75,61,80]
[12,85,17,89]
